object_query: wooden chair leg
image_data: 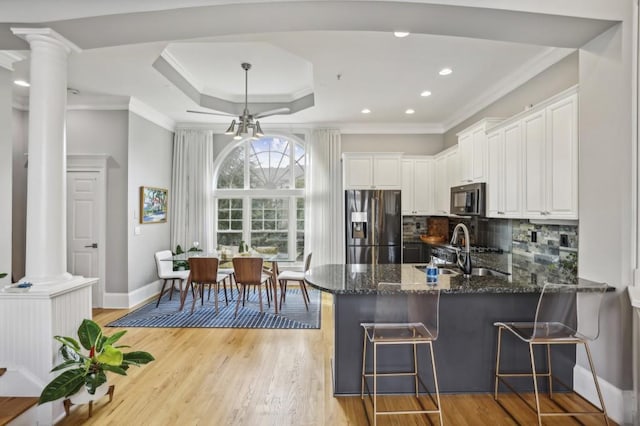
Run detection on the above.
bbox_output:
[234,284,244,317]
[190,283,201,314]
[222,280,229,305]
[156,279,169,307]
[214,283,219,314]
[258,285,264,313]
[299,280,309,310]
[168,278,174,301]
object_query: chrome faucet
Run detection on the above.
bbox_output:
[450,223,472,277]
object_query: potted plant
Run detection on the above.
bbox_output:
[38,319,154,405]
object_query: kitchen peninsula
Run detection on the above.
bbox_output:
[305,262,601,396]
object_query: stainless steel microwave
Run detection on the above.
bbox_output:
[450,183,486,216]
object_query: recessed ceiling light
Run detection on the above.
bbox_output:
[420,90,432,97]
[361,108,371,114]
[14,80,30,87]
[393,31,410,38]
[405,109,415,114]
[439,68,453,76]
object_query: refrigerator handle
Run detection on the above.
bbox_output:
[371,197,376,247]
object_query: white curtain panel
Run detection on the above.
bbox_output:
[170,129,215,253]
[308,129,343,266]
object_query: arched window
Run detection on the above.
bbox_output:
[215,136,305,260]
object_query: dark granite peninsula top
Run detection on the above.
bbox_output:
[304,263,605,295]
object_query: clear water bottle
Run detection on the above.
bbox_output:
[426,257,438,285]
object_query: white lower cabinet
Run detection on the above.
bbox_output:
[402,157,434,215]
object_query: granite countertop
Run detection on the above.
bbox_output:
[305,255,604,295]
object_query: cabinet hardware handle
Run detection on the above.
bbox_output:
[498,211,505,215]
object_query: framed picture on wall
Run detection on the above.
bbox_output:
[140,186,168,224]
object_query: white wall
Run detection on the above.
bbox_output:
[443,52,579,147]
[0,68,11,285]
[579,21,634,393]
[127,112,173,292]
[66,110,129,294]
[341,134,443,154]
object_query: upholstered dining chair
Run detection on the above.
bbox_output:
[232,256,272,317]
[277,252,312,310]
[154,250,190,308]
[187,257,229,315]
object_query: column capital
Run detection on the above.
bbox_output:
[11,27,81,54]
[0,51,25,71]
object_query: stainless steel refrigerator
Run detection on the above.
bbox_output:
[345,190,402,264]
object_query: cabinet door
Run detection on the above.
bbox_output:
[546,94,578,218]
[413,159,434,214]
[486,131,503,217]
[343,155,373,189]
[434,155,449,214]
[373,156,402,189]
[458,132,473,183]
[471,127,488,182]
[446,149,459,191]
[522,110,546,218]
[503,122,522,217]
[401,159,415,214]
[402,243,422,263]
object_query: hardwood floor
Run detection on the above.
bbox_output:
[57,292,615,425]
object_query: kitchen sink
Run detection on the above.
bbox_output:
[470,267,510,277]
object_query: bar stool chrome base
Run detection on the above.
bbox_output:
[360,322,443,426]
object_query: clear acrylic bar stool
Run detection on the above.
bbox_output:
[360,286,442,426]
[494,281,609,425]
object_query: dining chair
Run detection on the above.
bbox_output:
[277,252,312,310]
[360,285,443,426]
[187,257,229,315]
[232,256,272,317]
[494,281,609,425]
[154,250,190,308]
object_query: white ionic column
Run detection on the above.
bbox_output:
[12,28,80,284]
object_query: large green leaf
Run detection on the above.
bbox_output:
[38,368,85,404]
[101,364,128,375]
[77,319,102,351]
[0,273,6,279]
[54,335,81,352]
[96,345,123,366]
[122,351,155,365]
[51,359,82,372]
[103,330,127,346]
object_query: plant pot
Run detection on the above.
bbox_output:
[69,383,110,405]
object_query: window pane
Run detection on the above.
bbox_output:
[217,198,243,239]
[251,198,289,255]
[294,144,306,189]
[249,137,291,189]
[217,146,245,189]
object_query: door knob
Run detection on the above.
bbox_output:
[84,243,98,248]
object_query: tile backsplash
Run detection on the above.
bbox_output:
[512,220,578,278]
[402,216,428,239]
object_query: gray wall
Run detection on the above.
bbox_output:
[341,134,444,154]
[0,68,11,284]
[443,52,579,147]
[127,112,173,292]
[65,110,130,294]
[578,22,633,391]
[11,109,27,281]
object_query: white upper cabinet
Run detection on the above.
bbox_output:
[486,86,578,220]
[343,153,402,189]
[402,157,434,215]
[434,146,458,215]
[457,118,503,184]
[487,122,522,218]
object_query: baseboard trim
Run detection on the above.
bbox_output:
[574,364,634,425]
[103,280,162,309]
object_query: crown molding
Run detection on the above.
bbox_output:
[129,97,176,132]
[160,49,203,93]
[0,51,25,71]
[176,120,443,135]
[442,46,576,132]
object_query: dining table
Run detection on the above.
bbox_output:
[162,251,298,314]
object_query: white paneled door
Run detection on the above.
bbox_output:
[67,171,102,307]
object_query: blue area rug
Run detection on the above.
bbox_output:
[107,288,320,329]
